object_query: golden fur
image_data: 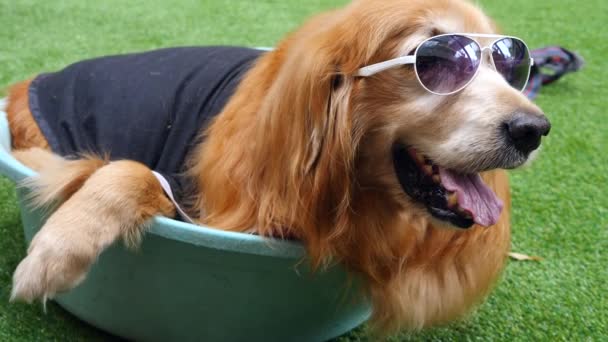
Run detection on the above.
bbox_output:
[6,80,49,150]
[5,0,547,332]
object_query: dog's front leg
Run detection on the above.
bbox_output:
[10,160,175,303]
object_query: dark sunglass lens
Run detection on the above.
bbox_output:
[491,38,531,91]
[415,35,481,94]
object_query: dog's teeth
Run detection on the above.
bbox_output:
[447,192,458,207]
[423,164,433,175]
[415,153,425,164]
[455,205,473,219]
[432,174,441,183]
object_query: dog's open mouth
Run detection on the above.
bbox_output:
[392,144,503,228]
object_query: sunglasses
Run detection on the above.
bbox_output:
[355,33,533,95]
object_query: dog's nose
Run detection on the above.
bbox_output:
[505,112,551,154]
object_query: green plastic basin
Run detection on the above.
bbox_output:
[0,109,371,341]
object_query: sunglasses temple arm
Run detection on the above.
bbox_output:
[354,55,416,77]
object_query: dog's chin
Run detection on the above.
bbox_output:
[392,144,507,229]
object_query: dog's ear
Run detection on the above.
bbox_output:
[255,42,358,178]
[249,40,361,260]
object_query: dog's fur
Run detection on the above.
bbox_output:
[5,0,547,332]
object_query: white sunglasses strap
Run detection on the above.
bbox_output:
[151,171,197,224]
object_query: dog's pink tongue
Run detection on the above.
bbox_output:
[439,169,503,227]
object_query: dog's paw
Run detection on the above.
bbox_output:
[10,228,93,303]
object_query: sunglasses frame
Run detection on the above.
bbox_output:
[355,33,534,96]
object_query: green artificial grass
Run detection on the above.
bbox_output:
[1,0,606,340]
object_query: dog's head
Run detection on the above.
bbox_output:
[198,0,549,330]
[259,0,549,232]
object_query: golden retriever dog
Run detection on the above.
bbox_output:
[4,0,550,332]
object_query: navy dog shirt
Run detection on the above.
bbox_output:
[28,46,262,208]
